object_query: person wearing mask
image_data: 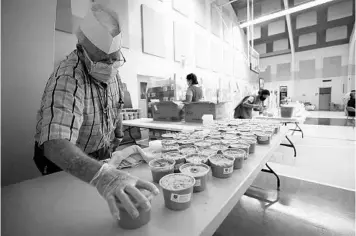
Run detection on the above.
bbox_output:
[185,73,203,102]
[233,89,270,119]
[34,3,158,221]
[344,90,355,115]
[347,90,355,117]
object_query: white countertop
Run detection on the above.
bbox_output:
[2,128,288,236]
[122,118,202,131]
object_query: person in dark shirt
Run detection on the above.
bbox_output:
[234,89,270,119]
[185,73,203,102]
[347,90,355,117]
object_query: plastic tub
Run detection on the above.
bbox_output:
[117,189,153,229]
[161,139,177,147]
[177,140,194,146]
[149,158,175,183]
[162,151,187,173]
[221,139,240,146]
[255,132,271,145]
[223,149,246,169]
[195,140,211,150]
[209,154,234,179]
[229,143,250,160]
[159,173,195,211]
[204,139,221,145]
[179,145,198,156]
[179,163,210,192]
[200,148,217,157]
[240,138,257,154]
[161,144,179,153]
[280,106,294,118]
[210,143,229,152]
[185,154,209,165]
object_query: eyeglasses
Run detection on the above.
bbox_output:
[82,47,126,69]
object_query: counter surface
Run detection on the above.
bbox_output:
[2,128,287,236]
[122,118,201,131]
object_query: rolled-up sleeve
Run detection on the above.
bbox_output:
[39,75,84,145]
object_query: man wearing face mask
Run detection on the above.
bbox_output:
[233,89,270,119]
[33,3,159,221]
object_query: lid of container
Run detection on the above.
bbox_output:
[186,154,209,164]
[209,154,234,166]
[179,163,210,177]
[179,145,197,155]
[223,149,246,157]
[200,148,217,157]
[149,158,175,168]
[159,173,196,191]
[161,140,177,146]
[162,144,179,152]
[162,151,186,160]
[195,140,211,147]
[210,143,229,151]
[178,140,194,145]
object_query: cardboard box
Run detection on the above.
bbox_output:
[152,101,184,122]
[184,102,228,123]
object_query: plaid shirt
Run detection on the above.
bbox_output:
[35,50,124,154]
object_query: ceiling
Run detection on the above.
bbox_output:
[230,0,355,58]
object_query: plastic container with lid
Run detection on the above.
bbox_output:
[117,189,153,229]
[280,106,294,118]
[149,158,175,183]
[159,173,195,211]
[229,143,250,160]
[204,139,221,145]
[179,163,210,192]
[179,145,198,156]
[239,138,257,154]
[223,149,246,169]
[162,151,187,173]
[200,148,217,157]
[210,143,229,152]
[195,140,211,150]
[161,133,176,140]
[161,139,178,147]
[177,140,194,146]
[161,143,180,153]
[255,132,271,145]
[209,154,234,178]
[185,153,209,165]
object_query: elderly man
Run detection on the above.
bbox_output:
[33,3,158,221]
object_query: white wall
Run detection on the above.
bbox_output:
[262,44,349,109]
[2,0,250,185]
[2,0,57,186]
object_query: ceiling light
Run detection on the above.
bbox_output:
[240,0,336,28]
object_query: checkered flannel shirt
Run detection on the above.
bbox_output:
[35,50,124,154]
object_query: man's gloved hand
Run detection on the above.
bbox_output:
[90,163,159,220]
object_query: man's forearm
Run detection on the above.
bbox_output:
[44,139,102,183]
[242,102,257,108]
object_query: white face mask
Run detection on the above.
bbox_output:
[83,48,121,83]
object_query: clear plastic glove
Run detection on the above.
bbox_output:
[90,163,159,220]
[109,145,156,168]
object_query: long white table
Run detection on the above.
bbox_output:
[2,129,287,236]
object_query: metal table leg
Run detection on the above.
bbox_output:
[261,163,280,191]
[289,122,304,138]
[280,135,297,157]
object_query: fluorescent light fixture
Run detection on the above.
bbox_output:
[240,0,336,28]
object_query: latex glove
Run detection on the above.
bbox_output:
[109,145,155,168]
[90,163,159,220]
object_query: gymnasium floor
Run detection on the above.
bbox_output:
[215,111,355,236]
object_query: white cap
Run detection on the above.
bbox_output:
[79,3,122,54]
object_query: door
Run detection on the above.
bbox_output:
[319,87,331,111]
[137,75,150,140]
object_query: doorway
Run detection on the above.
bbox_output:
[319,87,331,111]
[137,75,150,140]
